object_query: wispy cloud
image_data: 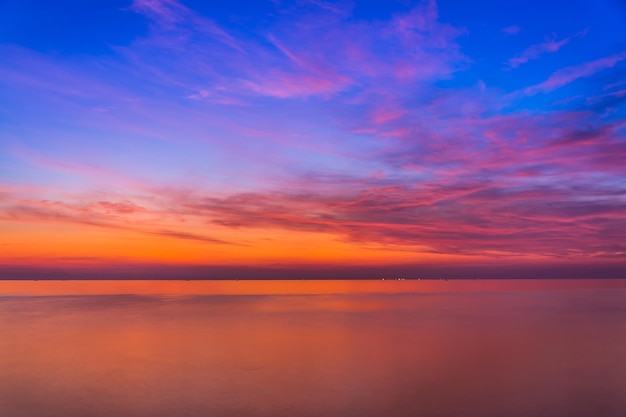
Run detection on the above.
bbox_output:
[522,51,626,95]
[147,173,626,258]
[0,197,234,245]
[150,230,235,245]
[507,30,587,69]
[123,0,467,99]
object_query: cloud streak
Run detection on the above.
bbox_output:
[123,0,467,100]
[523,51,626,95]
[0,197,234,245]
[507,30,586,69]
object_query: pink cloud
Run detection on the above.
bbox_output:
[370,106,406,124]
[603,79,626,91]
[242,72,351,99]
[523,51,626,95]
[507,36,573,69]
[0,194,233,245]
[131,0,244,52]
[146,176,625,258]
[124,0,466,99]
[130,0,187,25]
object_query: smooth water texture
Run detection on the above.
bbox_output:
[1,280,625,417]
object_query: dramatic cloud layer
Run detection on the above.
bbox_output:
[0,0,625,275]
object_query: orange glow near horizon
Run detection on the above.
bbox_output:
[1,219,481,267]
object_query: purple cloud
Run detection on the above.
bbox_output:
[507,31,587,69]
[123,0,467,100]
[523,51,626,95]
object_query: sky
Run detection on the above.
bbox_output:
[0,0,625,278]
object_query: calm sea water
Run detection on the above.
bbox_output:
[1,279,625,417]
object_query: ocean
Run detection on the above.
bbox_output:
[1,279,625,417]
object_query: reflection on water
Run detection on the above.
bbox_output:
[1,280,625,417]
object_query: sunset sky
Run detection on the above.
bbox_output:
[1,0,625,278]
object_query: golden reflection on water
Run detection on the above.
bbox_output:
[1,280,625,417]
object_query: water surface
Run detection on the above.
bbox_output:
[1,279,625,417]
